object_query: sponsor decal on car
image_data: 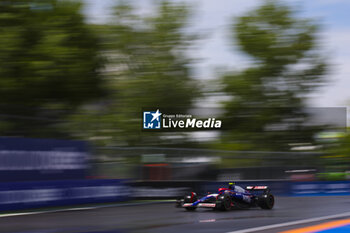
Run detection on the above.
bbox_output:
[246,186,268,190]
[198,203,216,207]
[183,203,193,207]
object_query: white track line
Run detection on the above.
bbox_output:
[0,206,97,218]
[226,211,350,233]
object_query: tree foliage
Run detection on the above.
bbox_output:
[0,0,104,137]
[221,1,327,150]
[67,1,198,146]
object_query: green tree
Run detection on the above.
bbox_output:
[0,0,105,137]
[221,1,327,150]
[67,1,198,146]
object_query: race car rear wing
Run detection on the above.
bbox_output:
[245,186,270,192]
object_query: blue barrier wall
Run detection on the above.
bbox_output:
[0,137,89,182]
[290,181,350,196]
[0,179,130,211]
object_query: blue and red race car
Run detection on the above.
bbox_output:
[176,183,275,211]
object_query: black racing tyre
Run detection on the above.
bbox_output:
[258,194,275,210]
[183,193,198,211]
[216,193,232,211]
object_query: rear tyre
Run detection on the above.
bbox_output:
[258,194,274,209]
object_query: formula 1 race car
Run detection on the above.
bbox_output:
[176,183,274,211]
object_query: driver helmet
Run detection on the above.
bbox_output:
[228,182,235,189]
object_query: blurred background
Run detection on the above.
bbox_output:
[0,0,350,208]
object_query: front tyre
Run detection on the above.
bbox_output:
[258,194,274,209]
[183,192,198,211]
[216,193,232,211]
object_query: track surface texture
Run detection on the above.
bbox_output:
[1,196,350,233]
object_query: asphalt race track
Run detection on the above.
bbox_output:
[1,196,350,233]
